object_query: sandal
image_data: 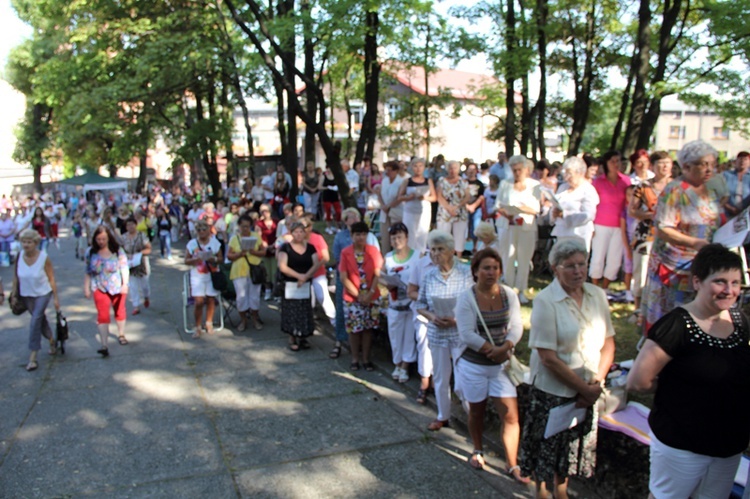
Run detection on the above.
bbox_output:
[427,419,450,432]
[329,345,342,359]
[49,341,57,355]
[363,362,375,372]
[288,338,300,352]
[132,308,140,316]
[507,465,531,484]
[25,361,38,372]
[416,388,428,405]
[118,336,129,345]
[204,324,215,335]
[298,339,311,350]
[469,450,485,470]
[97,347,109,357]
[350,361,360,371]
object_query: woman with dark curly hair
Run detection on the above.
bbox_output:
[84,225,130,356]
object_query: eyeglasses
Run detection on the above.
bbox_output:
[557,262,587,271]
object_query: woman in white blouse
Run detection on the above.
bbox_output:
[550,156,600,252]
[494,156,542,304]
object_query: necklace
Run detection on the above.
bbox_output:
[476,286,499,300]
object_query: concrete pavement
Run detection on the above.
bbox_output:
[0,230,546,498]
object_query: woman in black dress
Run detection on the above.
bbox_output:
[277,221,321,351]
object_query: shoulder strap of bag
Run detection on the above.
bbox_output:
[469,286,495,346]
[12,252,20,293]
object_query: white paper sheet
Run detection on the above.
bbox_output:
[240,237,258,251]
[129,253,142,268]
[540,187,562,210]
[432,297,457,318]
[285,282,311,300]
[379,274,405,289]
[499,204,523,216]
[712,209,750,248]
[544,401,588,439]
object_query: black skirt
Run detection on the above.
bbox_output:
[280,297,314,337]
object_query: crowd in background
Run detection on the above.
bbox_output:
[3,138,750,497]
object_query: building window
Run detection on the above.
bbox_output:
[351,105,365,125]
[387,101,403,122]
[669,126,686,139]
[713,127,729,140]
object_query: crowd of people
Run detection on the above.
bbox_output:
[3,138,750,498]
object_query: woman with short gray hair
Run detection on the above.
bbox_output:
[641,140,722,331]
[14,228,61,371]
[550,156,600,251]
[416,229,474,432]
[494,155,541,303]
[519,237,615,496]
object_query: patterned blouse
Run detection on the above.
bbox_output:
[651,179,722,273]
[86,248,130,294]
[437,177,469,223]
[416,259,473,348]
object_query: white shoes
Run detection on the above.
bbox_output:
[518,292,530,305]
[624,290,634,303]
[392,366,409,383]
[264,290,273,301]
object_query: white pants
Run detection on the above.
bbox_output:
[505,225,537,292]
[129,275,150,307]
[649,432,741,499]
[303,192,320,216]
[589,225,624,281]
[432,344,463,422]
[312,274,336,321]
[233,276,261,312]
[386,308,416,365]
[403,210,431,255]
[632,242,651,299]
[437,220,468,254]
[415,319,433,378]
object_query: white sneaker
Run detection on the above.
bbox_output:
[391,367,401,380]
[398,369,409,383]
[518,292,530,305]
[624,290,634,303]
[264,290,272,301]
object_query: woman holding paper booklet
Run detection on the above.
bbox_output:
[278,221,319,351]
[416,230,474,432]
[494,156,542,304]
[184,219,223,338]
[455,248,530,483]
[340,221,383,371]
[628,244,750,499]
[435,160,471,255]
[121,217,151,316]
[550,156,600,252]
[227,214,267,332]
[518,238,615,498]
[641,140,723,333]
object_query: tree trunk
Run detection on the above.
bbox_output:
[536,0,548,159]
[355,10,381,166]
[220,72,236,184]
[302,0,317,166]
[195,86,222,200]
[611,52,636,152]
[638,0,683,150]
[622,0,651,155]
[504,0,516,155]
[567,0,596,156]
[520,73,531,155]
[423,22,431,161]
[343,71,353,159]
[136,134,148,194]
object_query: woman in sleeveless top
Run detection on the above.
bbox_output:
[14,229,60,371]
[455,248,529,483]
[397,158,436,254]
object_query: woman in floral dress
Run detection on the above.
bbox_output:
[641,140,723,332]
[436,160,471,254]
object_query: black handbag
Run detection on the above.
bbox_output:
[9,257,27,316]
[248,259,267,285]
[210,266,228,292]
[56,311,69,354]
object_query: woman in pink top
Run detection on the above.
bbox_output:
[589,151,631,289]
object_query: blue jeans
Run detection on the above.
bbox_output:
[468,209,483,240]
[22,292,53,351]
[0,240,10,254]
[159,232,172,258]
[334,272,348,342]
